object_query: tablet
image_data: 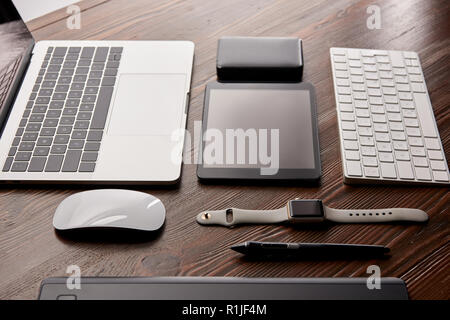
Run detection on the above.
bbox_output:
[197,82,321,181]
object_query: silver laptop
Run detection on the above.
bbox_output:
[0,0,194,184]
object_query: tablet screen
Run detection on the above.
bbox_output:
[204,88,315,170]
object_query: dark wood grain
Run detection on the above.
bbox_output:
[0,0,449,300]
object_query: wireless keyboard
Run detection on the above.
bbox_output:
[330,48,449,185]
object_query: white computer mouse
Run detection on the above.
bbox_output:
[53,189,165,232]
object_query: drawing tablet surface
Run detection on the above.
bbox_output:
[197,82,321,181]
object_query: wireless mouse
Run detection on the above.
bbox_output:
[53,189,165,232]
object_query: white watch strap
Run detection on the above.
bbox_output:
[196,207,287,227]
[324,206,428,223]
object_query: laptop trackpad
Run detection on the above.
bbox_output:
[108,74,186,136]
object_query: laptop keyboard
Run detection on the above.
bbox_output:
[2,46,122,173]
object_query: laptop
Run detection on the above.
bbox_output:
[0,0,194,184]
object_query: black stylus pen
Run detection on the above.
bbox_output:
[231,241,390,258]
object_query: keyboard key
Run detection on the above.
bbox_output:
[73,75,87,82]
[53,47,67,56]
[377,142,392,152]
[415,167,431,181]
[11,161,28,172]
[378,152,394,163]
[94,47,109,62]
[15,152,32,161]
[404,118,419,127]
[79,162,96,172]
[12,137,20,146]
[395,151,410,161]
[411,83,426,93]
[50,101,64,109]
[372,114,387,123]
[57,126,72,134]
[51,145,67,154]
[358,127,373,136]
[410,147,426,157]
[381,163,397,178]
[77,112,92,120]
[364,166,380,177]
[413,93,437,137]
[69,140,84,149]
[60,117,75,125]
[91,86,113,129]
[84,142,100,151]
[81,152,98,162]
[3,157,14,171]
[359,137,374,146]
[47,109,62,118]
[346,160,362,176]
[33,147,49,157]
[45,155,64,172]
[88,78,101,86]
[363,156,377,167]
[408,137,423,146]
[406,127,421,137]
[430,160,446,171]
[361,146,376,156]
[8,147,17,156]
[111,47,123,53]
[72,130,87,139]
[393,141,408,150]
[391,131,406,141]
[432,171,449,182]
[54,135,70,144]
[342,131,357,140]
[37,137,52,146]
[75,121,90,129]
[62,150,82,172]
[424,138,440,150]
[87,130,103,141]
[428,150,443,160]
[375,133,390,142]
[413,157,428,167]
[66,99,80,108]
[43,118,58,127]
[345,151,360,160]
[397,161,414,180]
[19,142,35,151]
[81,47,95,59]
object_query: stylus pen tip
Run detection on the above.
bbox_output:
[230,243,246,254]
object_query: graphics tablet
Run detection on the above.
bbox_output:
[197,82,321,181]
[38,277,408,300]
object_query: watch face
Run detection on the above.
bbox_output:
[288,200,324,218]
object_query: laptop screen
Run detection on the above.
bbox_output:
[0,0,34,129]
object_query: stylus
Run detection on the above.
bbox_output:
[231,241,390,258]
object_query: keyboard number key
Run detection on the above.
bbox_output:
[397,161,414,180]
[380,163,397,178]
[346,160,362,177]
[414,167,431,181]
[364,166,380,177]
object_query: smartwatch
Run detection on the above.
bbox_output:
[196,199,428,227]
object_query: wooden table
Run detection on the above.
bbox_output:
[0,0,448,300]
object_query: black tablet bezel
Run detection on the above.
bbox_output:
[197,81,321,182]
